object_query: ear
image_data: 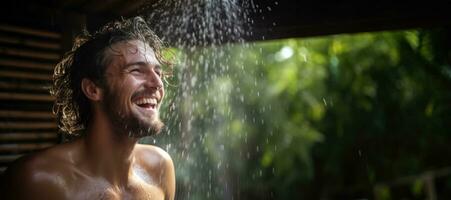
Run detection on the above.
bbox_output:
[81,78,103,101]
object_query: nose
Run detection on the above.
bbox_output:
[145,68,164,90]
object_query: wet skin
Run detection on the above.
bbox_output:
[0,40,175,200]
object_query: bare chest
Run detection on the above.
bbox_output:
[67,178,164,200]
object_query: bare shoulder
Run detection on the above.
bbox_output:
[135,144,173,168]
[135,144,175,200]
[0,144,73,199]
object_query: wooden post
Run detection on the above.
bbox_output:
[424,172,437,200]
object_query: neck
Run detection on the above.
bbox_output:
[82,110,139,186]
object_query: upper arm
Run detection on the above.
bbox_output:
[160,152,175,200]
[139,145,176,200]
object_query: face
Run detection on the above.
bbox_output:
[101,40,165,138]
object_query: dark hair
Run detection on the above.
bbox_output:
[51,16,172,135]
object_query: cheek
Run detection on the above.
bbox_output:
[112,79,136,104]
[160,88,165,100]
[121,77,141,92]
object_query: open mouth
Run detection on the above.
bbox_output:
[134,97,158,111]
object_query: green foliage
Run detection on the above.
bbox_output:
[147,27,451,199]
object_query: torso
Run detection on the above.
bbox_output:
[62,174,164,200]
[1,140,172,200]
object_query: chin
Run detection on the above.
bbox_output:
[126,117,165,138]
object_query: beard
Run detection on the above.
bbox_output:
[102,86,164,138]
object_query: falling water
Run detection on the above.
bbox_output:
[144,0,252,46]
[137,0,263,199]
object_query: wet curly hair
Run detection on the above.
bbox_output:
[51,16,172,136]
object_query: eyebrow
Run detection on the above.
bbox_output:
[123,61,161,70]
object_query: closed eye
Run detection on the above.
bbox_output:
[130,68,142,74]
[124,62,162,77]
[155,69,162,77]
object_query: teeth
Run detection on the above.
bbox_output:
[135,98,157,105]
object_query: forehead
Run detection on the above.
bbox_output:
[104,40,159,68]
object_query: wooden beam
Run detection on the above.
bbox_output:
[0,110,54,119]
[0,24,61,39]
[117,0,147,16]
[0,70,52,81]
[0,81,50,91]
[82,0,123,13]
[0,58,55,70]
[0,154,23,163]
[0,122,56,129]
[0,35,61,50]
[61,0,83,8]
[0,92,54,101]
[0,142,54,152]
[0,132,57,141]
[0,48,60,61]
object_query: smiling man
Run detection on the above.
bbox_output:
[0,17,175,200]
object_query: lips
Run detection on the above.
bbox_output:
[134,97,158,110]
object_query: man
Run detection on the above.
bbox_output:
[0,17,175,200]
